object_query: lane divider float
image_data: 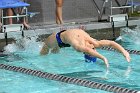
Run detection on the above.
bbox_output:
[0,64,139,93]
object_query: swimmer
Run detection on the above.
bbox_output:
[40,29,131,68]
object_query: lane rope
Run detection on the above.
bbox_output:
[0,64,139,93]
[101,47,140,55]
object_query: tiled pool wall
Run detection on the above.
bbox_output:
[87,28,120,40]
[0,38,14,51]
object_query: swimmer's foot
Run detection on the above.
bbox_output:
[23,24,31,30]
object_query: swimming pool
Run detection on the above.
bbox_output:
[0,27,140,93]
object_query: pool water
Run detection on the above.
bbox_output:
[0,27,140,93]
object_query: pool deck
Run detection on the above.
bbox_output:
[0,17,140,39]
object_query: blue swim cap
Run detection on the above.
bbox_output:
[84,54,97,63]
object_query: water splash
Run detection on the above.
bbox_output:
[4,36,43,55]
[116,26,140,45]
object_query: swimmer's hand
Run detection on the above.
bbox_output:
[123,50,131,62]
[103,57,109,68]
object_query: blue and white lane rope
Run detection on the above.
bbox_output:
[101,47,140,55]
[0,64,140,93]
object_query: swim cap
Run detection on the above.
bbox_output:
[84,54,97,63]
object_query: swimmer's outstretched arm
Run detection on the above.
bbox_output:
[97,40,131,62]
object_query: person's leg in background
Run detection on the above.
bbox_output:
[17,8,30,29]
[55,0,64,24]
[22,17,30,29]
[7,8,13,24]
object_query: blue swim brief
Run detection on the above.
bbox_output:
[56,30,71,48]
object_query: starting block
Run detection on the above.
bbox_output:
[2,24,23,32]
[108,14,128,22]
